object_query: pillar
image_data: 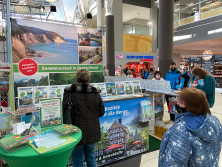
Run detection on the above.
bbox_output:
[158,0,174,78]
[97,0,102,27]
[151,0,158,53]
[106,0,115,76]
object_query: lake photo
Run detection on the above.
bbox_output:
[11,19,78,64]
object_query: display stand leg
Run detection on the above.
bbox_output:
[0,158,2,167]
[148,92,155,133]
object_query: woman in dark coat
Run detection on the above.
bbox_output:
[63,69,105,167]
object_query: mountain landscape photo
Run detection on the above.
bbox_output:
[11,19,78,64]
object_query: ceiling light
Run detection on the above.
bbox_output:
[147,18,156,28]
[46,0,58,2]
[134,12,136,13]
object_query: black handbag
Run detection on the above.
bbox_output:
[63,93,74,124]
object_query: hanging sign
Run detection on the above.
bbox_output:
[202,50,213,61]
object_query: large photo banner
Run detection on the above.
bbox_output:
[11,19,103,115]
[89,98,149,166]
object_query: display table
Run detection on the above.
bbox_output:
[0,126,82,167]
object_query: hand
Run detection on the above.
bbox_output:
[193,81,197,84]
[191,83,198,87]
[178,87,181,91]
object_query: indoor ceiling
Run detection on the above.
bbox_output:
[122,3,150,23]
[173,37,222,55]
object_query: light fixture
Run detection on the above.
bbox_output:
[40,6,45,13]
[46,5,57,20]
[155,0,159,8]
[147,18,156,27]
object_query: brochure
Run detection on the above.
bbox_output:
[115,82,125,95]
[91,83,107,97]
[106,82,116,96]
[0,112,11,132]
[124,81,133,95]
[132,80,142,94]
[48,86,61,98]
[53,125,79,135]
[26,129,77,154]
[0,135,29,153]
[39,98,62,128]
[34,86,48,103]
[18,87,34,106]
[140,100,153,122]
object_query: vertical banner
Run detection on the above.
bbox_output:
[93,98,149,166]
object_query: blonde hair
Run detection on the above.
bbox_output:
[120,69,124,75]
[127,70,132,75]
[76,69,91,83]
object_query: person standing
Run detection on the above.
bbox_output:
[147,67,155,80]
[124,66,129,76]
[127,70,133,78]
[62,69,105,167]
[118,69,126,77]
[159,88,222,167]
[176,65,198,90]
[165,62,181,121]
[152,71,164,81]
[191,67,215,108]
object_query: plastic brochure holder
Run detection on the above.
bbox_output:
[168,97,178,114]
[144,80,151,90]
[12,110,41,135]
[163,81,172,93]
[140,100,154,122]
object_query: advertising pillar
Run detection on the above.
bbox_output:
[158,0,174,78]
[106,0,115,76]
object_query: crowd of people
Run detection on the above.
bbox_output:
[62,66,221,167]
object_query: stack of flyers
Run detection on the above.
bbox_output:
[91,83,107,97]
[34,86,48,103]
[115,82,125,95]
[48,86,61,98]
[140,100,153,122]
[133,81,142,94]
[106,82,116,96]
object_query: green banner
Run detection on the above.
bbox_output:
[13,64,103,73]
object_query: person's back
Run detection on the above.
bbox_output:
[159,88,222,167]
[159,113,222,167]
[62,69,105,167]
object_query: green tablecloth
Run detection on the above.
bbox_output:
[0,126,82,167]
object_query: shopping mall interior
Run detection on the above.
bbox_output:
[0,0,222,167]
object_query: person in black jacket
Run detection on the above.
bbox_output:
[62,69,105,167]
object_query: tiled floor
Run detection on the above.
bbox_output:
[106,88,222,167]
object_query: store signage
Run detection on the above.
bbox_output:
[126,56,154,60]
[116,55,124,59]
[202,50,213,61]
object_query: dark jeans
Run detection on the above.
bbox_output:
[165,95,175,121]
[72,143,97,167]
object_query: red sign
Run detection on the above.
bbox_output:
[19,59,38,76]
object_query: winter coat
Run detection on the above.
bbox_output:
[144,72,149,79]
[196,75,215,108]
[147,72,155,80]
[62,83,105,145]
[176,71,198,90]
[159,112,222,167]
[165,69,181,90]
